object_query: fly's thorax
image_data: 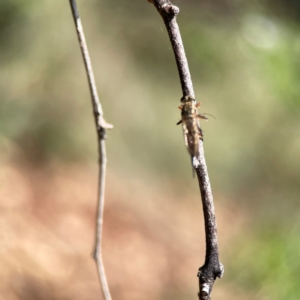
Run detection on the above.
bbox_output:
[181,107,193,118]
[181,101,197,118]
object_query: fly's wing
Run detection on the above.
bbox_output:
[182,122,198,178]
[182,122,189,150]
[187,131,199,157]
[182,124,196,177]
[182,120,199,157]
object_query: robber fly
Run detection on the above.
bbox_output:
[177,95,208,175]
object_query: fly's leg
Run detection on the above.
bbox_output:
[177,105,184,125]
[183,127,189,149]
[197,114,208,120]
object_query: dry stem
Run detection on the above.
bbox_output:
[69,1,113,299]
[149,1,224,299]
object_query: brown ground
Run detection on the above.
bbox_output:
[0,153,249,300]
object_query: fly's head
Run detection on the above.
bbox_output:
[180,95,195,105]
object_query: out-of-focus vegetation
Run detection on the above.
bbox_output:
[1,0,300,299]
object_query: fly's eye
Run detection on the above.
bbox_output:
[180,96,187,103]
[187,95,195,101]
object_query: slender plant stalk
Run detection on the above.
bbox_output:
[69,1,113,299]
[149,1,224,299]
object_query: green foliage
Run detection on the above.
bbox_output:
[228,225,300,300]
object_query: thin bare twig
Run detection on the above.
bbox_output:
[149,1,224,299]
[69,1,113,299]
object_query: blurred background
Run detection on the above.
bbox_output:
[1,0,300,299]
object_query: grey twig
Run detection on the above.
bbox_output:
[69,1,113,300]
[149,1,224,299]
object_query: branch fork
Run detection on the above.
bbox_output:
[97,117,113,139]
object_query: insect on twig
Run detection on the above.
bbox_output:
[149,2,224,297]
[177,95,208,176]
